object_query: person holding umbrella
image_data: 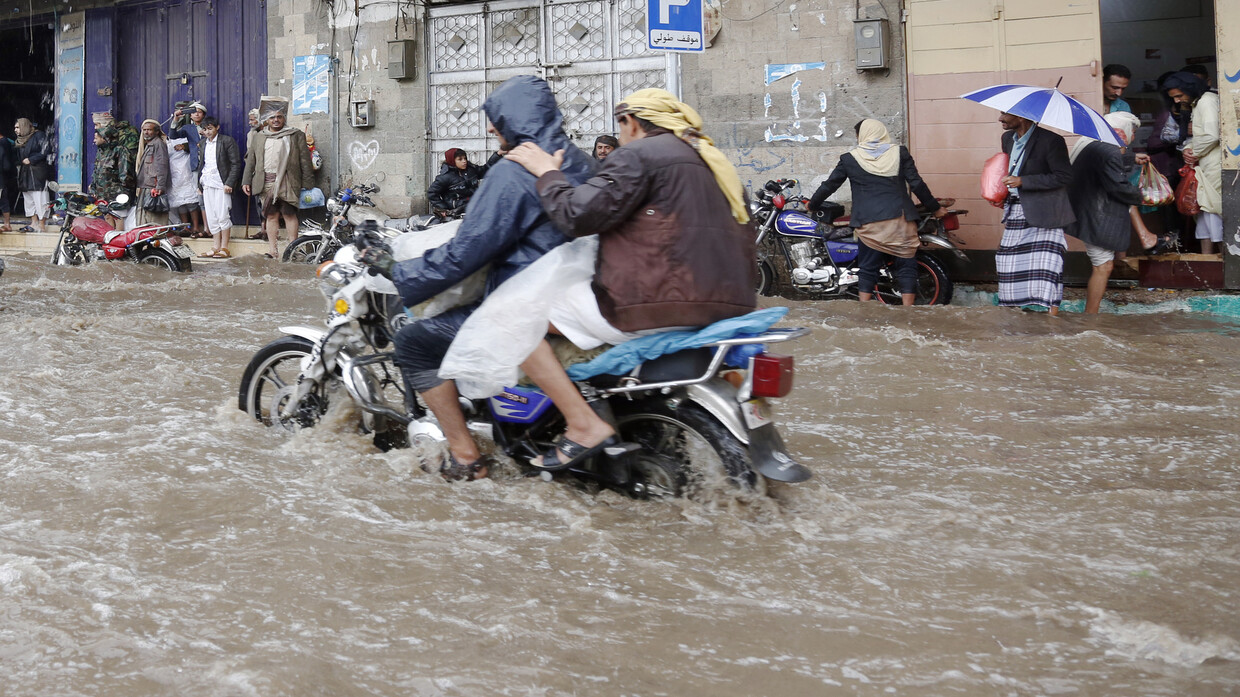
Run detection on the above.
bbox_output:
[995,112,1075,316]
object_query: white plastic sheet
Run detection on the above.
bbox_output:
[439,236,598,399]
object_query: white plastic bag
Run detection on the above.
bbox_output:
[439,236,598,398]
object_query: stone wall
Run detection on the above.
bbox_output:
[269,0,429,217]
[681,0,908,206]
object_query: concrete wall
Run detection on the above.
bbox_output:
[680,0,908,206]
[270,0,428,218]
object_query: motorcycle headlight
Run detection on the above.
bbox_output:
[326,199,343,215]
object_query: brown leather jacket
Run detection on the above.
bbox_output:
[534,132,756,332]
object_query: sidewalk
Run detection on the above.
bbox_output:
[0,227,278,261]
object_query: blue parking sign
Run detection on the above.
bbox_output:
[647,0,704,52]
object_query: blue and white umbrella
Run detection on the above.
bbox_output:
[960,84,1122,147]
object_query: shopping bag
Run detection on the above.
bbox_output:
[1139,162,1174,207]
[981,152,1009,206]
[142,190,169,213]
[1174,165,1200,217]
[298,187,325,209]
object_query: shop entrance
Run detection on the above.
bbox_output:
[1101,0,1217,256]
[1,18,56,220]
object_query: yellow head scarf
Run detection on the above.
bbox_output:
[617,89,749,224]
[850,119,900,177]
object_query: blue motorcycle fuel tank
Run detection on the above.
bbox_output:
[489,386,554,424]
[773,211,819,238]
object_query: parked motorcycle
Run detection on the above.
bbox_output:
[240,228,812,499]
[284,186,416,263]
[753,179,967,304]
[48,188,193,272]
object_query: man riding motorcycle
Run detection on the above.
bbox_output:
[359,76,595,480]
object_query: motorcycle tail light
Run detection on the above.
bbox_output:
[750,353,794,399]
[772,194,786,209]
[942,213,960,231]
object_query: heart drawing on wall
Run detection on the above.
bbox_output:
[348,140,380,170]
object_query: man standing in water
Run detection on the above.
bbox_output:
[358,76,595,480]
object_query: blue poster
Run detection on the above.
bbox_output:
[292,55,330,115]
[57,45,85,190]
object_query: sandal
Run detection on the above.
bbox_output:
[213,248,231,258]
[440,453,491,481]
[198,249,218,258]
[19,225,34,232]
[533,433,619,471]
[1144,235,1172,256]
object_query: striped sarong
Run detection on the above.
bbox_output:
[996,197,1066,309]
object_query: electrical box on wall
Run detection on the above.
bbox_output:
[854,19,889,70]
[350,99,375,128]
[388,39,416,80]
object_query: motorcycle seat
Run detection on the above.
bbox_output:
[585,348,714,388]
[821,225,854,242]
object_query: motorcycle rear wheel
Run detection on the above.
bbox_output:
[875,253,953,305]
[283,235,334,264]
[238,336,332,429]
[136,248,186,272]
[615,402,761,498]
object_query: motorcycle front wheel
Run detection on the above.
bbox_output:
[615,401,761,499]
[875,252,953,305]
[51,244,88,266]
[283,235,334,264]
[238,336,332,429]
[755,258,776,297]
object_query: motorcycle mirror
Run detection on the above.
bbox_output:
[367,184,380,194]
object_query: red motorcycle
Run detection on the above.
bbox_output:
[49,190,193,272]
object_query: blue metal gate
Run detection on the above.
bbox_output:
[84,0,266,222]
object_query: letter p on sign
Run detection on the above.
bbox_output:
[659,0,691,24]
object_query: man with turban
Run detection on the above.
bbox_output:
[495,88,757,469]
[241,96,313,258]
[135,119,171,226]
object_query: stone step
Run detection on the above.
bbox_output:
[0,229,286,262]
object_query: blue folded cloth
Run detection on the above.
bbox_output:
[565,306,790,381]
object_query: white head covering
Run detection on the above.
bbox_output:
[850,119,901,177]
[1103,111,1141,145]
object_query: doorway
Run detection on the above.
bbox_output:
[1,18,56,221]
[1101,0,1217,255]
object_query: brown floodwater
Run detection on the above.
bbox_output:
[1,255,1238,696]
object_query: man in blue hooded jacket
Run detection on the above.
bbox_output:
[362,76,594,480]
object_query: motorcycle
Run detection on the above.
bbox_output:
[753,179,967,305]
[239,228,812,499]
[284,184,428,264]
[48,188,193,272]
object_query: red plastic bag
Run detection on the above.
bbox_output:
[1175,165,1200,216]
[981,152,1009,206]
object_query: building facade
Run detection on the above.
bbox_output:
[10,0,1238,286]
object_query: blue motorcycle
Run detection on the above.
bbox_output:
[753,179,965,305]
[240,229,812,499]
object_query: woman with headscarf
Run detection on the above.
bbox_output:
[496,88,757,469]
[1165,71,1222,254]
[0,131,17,231]
[809,119,945,305]
[426,147,502,217]
[134,119,172,226]
[994,112,1075,316]
[13,118,51,232]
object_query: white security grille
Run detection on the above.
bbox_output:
[427,0,674,181]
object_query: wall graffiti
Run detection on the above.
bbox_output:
[349,140,379,170]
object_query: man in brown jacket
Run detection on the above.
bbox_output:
[241,97,313,258]
[505,88,756,469]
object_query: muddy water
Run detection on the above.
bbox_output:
[1,255,1238,696]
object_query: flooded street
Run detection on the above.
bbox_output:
[1,256,1238,696]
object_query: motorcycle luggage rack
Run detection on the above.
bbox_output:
[596,327,809,396]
